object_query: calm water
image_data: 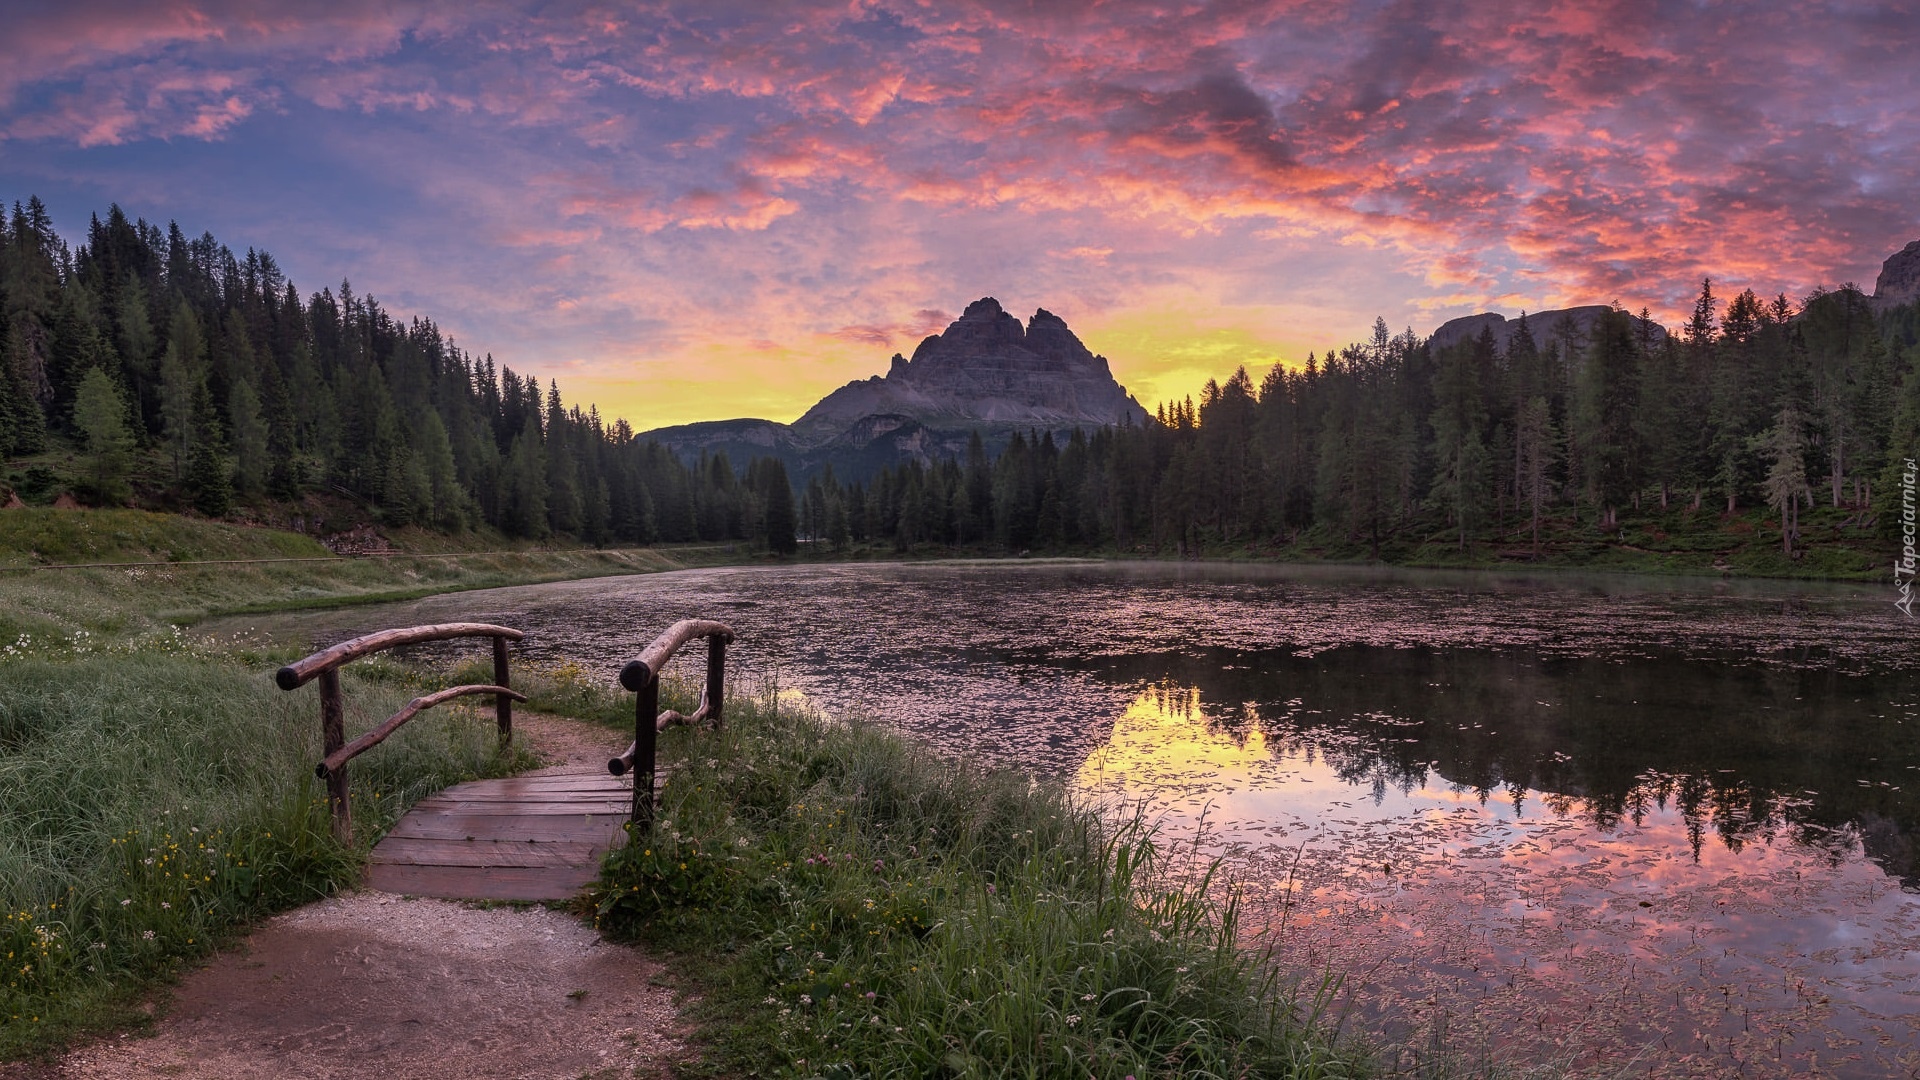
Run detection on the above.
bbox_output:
[218,561,1919,1078]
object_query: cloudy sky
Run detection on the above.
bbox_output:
[3,1,1915,429]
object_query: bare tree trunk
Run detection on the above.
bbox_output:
[1831,434,1844,507]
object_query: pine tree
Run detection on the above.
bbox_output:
[227,377,269,497]
[1752,403,1810,556]
[158,302,206,480]
[72,368,136,504]
[1575,309,1643,529]
[1516,396,1557,556]
[500,415,549,538]
[184,380,232,516]
[761,458,798,554]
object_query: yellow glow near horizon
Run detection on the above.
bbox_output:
[1078,307,1308,413]
[567,306,1322,433]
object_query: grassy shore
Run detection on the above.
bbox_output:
[0,508,738,641]
[488,663,1368,1080]
[0,632,535,1057]
[0,511,714,1058]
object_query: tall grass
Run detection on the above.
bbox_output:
[585,679,1368,1079]
[0,631,530,1056]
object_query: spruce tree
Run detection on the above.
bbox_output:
[72,367,136,505]
[184,380,232,516]
[227,377,269,497]
[1752,403,1811,556]
[761,458,798,554]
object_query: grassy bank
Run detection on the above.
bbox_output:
[0,631,533,1057]
[499,664,1364,1079]
[0,508,730,641]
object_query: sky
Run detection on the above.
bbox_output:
[2,1,1916,430]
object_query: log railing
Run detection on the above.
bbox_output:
[610,619,735,833]
[275,623,525,842]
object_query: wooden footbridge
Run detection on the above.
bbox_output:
[275,619,733,901]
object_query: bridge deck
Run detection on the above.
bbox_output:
[367,771,632,901]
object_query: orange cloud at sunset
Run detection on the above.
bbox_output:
[2,0,1914,428]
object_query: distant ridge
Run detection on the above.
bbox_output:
[1428,306,1669,355]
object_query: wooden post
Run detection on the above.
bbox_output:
[492,634,512,748]
[318,668,350,843]
[631,671,658,834]
[706,635,726,728]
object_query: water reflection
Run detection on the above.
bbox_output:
[1066,646,1920,887]
[1073,678,1920,1078]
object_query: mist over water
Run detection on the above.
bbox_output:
[225,561,1918,1077]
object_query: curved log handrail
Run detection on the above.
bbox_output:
[318,684,528,779]
[616,619,735,833]
[274,621,525,843]
[608,689,711,775]
[276,623,526,690]
[618,619,736,691]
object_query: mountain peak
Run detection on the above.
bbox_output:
[798,300,1146,433]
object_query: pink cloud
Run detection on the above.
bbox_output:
[6,0,1916,426]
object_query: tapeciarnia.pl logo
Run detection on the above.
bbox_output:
[1898,457,1917,618]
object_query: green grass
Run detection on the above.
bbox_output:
[549,671,1368,1080]
[0,509,700,642]
[0,631,534,1057]
[0,507,334,567]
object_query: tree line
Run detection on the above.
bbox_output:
[0,198,799,550]
[7,196,1918,563]
[810,288,1920,560]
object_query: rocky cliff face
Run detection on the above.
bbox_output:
[1429,305,1669,355]
[640,298,1147,481]
[794,298,1147,435]
[1873,240,1920,310]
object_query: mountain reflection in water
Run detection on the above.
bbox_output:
[1067,647,1918,887]
[1073,674,1920,1078]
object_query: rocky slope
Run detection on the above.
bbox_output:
[1873,240,1920,310]
[1429,305,1669,355]
[794,298,1147,435]
[640,299,1146,479]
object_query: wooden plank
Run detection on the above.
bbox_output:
[412,790,632,805]
[407,795,629,810]
[369,837,604,868]
[461,778,630,792]
[365,862,601,902]
[449,772,628,786]
[364,769,639,900]
[386,815,630,844]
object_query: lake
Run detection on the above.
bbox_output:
[216,560,1919,1078]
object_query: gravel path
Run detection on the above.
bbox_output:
[45,713,693,1080]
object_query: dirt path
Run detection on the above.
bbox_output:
[48,713,693,1080]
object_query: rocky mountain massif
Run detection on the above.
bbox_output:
[640,298,1147,480]
[646,238,1920,482]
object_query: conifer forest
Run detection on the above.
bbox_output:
[4,197,1919,569]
